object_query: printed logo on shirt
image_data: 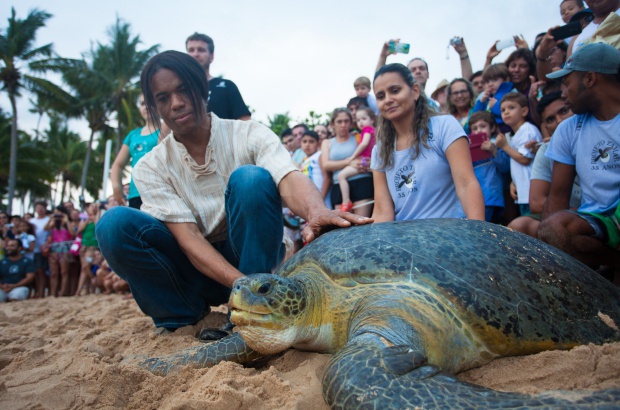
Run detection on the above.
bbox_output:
[9,264,20,275]
[216,81,226,88]
[393,165,416,199]
[590,140,620,170]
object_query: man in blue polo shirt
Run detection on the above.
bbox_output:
[539,43,620,278]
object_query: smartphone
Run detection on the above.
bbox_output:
[551,21,582,41]
[469,132,492,162]
[495,38,515,51]
[388,41,410,54]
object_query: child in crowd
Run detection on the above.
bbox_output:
[353,76,379,115]
[560,0,585,24]
[299,130,331,208]
[473,64,516,134]
[494,93,542,216]
[337,107,376,212]
[469,111,511,223]
[346,97,367,130]
[16,221,36,260]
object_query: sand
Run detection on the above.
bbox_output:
[1,294,619,409]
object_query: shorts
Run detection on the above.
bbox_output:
[570,210,620,249]
[331,176,373,207]
[128,197,142,210]
[33,252,48,270]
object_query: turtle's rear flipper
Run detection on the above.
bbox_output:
[322,336,620,409]
[140,332,263,376]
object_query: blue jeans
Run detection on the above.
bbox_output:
[96,165,285,329]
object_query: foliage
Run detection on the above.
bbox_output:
[266,112,292,138]
[0,108,53,208]
[93,17,159,150]
[0,7,54,213]
[299,110,330,129]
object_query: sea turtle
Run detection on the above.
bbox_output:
[141,219,620,408]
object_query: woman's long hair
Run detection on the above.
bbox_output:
[373,63,437,169]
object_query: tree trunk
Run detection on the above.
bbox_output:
[61,176,68,205]
[80,128,96,202]
[7,92,18,215]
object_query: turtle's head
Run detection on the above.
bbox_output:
[229,274,308,354]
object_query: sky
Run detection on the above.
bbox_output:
[1,0,565,139]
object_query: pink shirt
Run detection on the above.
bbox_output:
[51,228,73,243]
[359,126,376,158]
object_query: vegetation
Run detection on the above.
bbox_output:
[0,9,157,212]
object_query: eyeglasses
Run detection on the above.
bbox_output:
[451,90,470,96]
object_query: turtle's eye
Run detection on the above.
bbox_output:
[257,282,272,295]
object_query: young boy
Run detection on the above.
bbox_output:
[353,76,378,114]
[299,130,332,213]
[473,63,516,133]
[469,111,510,223]
[494,93,542,216]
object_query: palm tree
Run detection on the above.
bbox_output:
[0,108,53,206]
[95,17,158,151]
[44,116,87,203]
[58,49,114,202]
[0,8,75,213]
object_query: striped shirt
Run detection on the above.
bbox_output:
[134,114,298,242]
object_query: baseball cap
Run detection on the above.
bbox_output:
[546,42,620,79]
[569,8,593,23]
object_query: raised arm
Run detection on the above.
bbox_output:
[376,39,399,73]
[450,37,473,80]
[110,144,130,206]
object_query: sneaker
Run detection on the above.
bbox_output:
[198,322,234,343]
[339,202,353,212]
[153,327,175,336]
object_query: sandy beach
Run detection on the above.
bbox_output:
[1,294,619,409]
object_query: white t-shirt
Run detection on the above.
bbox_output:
[300,150,331,209]
[545,113,620,215]
[509,122,542,205]
[30,216,50,253]
[371,115,466,220]
[573,10,620,53]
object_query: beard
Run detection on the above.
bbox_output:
[7,250,19,257]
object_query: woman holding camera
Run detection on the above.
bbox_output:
[370,63,484,222]
[75,203,100,296]
[44,206,75,297]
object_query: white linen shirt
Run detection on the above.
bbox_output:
[134,114,298,242]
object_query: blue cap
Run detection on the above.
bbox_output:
[547,42,620,79]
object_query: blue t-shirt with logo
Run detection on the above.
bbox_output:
[0,257,35,285]
[371,115,466,220]
[545,113,620,215]
[123,128,159,200]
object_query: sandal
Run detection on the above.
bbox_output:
[339,202,353,212]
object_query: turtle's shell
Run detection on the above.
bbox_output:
[278,219,620,348]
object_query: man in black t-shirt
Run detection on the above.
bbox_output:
[185,32,251,120]
[0,238,35,302]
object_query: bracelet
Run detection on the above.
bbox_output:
[537,55,550,62]
[460,54,469,61]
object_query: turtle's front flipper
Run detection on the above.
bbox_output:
[322,335,620,409]
[140,332,264,375]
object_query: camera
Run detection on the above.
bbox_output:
[449,37,463,46]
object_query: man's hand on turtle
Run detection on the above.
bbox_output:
[302,209,373,244]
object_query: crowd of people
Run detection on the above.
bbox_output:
[0,198,130,302]
[1,1,618,346]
